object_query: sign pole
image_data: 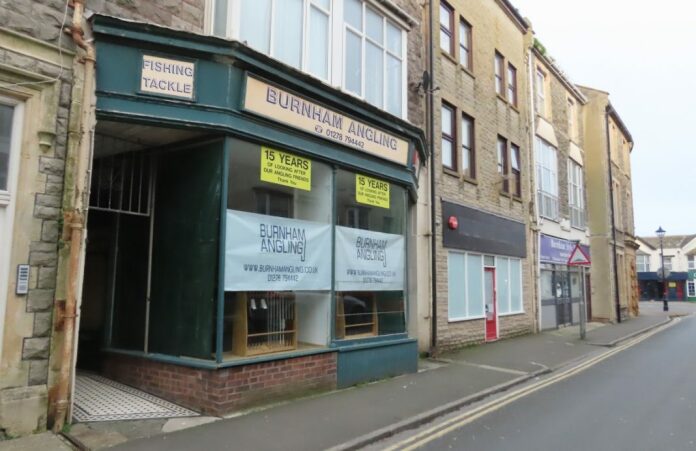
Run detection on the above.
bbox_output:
[580,265,586,340]
[568,241,591,340]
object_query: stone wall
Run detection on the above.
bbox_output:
[0,24,75,435]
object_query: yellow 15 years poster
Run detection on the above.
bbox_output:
[356,174,390,209]
[260,146,311,191]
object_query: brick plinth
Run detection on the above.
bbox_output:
[102,352,337,416]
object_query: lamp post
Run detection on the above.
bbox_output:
[656,226,668,312]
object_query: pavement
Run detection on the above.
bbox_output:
[1,302,691,451]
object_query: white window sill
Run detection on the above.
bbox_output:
[0,191,10,207]
[498,311,525,318]
[448,315,485,323]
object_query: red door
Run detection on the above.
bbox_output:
[485,268,498,342]
[677,282,684,300]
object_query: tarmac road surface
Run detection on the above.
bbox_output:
[382,315,696,451]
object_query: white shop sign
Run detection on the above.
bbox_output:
[225,210,331,291]
[140,55,195,100]
[334,226,405,291]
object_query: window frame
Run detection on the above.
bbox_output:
[439,1,455,56]
[207,0,409,119]
[568,159,585,229]
[535,137,559,221]
[688,281,696,298]
[663,256,673,271]
[688,255,695,270]
[535,67,547,116]
[497,135,509,194]
[458,17,472,70]
[0,97,23,206]
[494,51,505,97]
[441,101,457,171]
[510,142,521,198]
[636,255,650,273]
[448,250,524,322]
[507,63,518,107]
[460,112,475,179]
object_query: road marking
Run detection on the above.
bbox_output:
[456,361,528,376]
[383,319,678,451]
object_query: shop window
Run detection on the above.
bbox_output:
[688,281,696,298]
[210,0,406,117]
[535,137,559,220]
[224,139,333,358]
[335,169,407,338]
[495,257,523,315]
[448,252,496,321]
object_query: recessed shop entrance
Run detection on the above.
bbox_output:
[75,121,212,419]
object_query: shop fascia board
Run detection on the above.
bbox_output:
[90,14,428,165]
[94,100,417,192]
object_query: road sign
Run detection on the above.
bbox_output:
[656,267,671,279]
[568,243,591,266]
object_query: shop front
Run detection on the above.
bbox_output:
[442,202,529,345]
[539,234,589,330]
[75,15,426,416]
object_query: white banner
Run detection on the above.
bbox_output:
[334,226,405,291]
[225,210,332,291]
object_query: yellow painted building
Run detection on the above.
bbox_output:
[580,86,637,322]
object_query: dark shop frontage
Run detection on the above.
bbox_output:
[75,15,426,416]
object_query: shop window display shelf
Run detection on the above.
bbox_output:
[232,292,297,357]
[336,292,378,339]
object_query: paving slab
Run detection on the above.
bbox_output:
[587,314,670,346]
[0,432,74,451]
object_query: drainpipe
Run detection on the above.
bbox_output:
[526,48,541,332]
[53,0,96,432]
[604,106,622,324]
[427,0,438,355]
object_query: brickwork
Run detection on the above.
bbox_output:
[103,352,337,415]
[431,0,535,350]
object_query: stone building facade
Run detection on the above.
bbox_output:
[0,17,76,438]
[430,0,536,350]
[580,85,637,322]
[529,46,592,330]
[4,0,431,434]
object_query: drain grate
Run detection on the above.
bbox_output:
[73,373,198,422]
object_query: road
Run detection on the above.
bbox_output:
[378,314,696,451]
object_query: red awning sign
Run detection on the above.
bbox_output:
[568,243,591,266]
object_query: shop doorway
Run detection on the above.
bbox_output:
[484,268,498,341]
[74,121,211,420]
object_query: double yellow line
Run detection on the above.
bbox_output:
[383,319,676,451]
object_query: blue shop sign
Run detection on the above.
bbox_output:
[540,234,590,265]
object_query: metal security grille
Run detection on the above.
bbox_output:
[89,152,152,216]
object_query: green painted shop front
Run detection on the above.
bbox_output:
[76,16,425,415]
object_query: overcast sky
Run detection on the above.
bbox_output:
[511,0,693,238]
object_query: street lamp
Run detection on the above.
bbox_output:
[656,226,668,312]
